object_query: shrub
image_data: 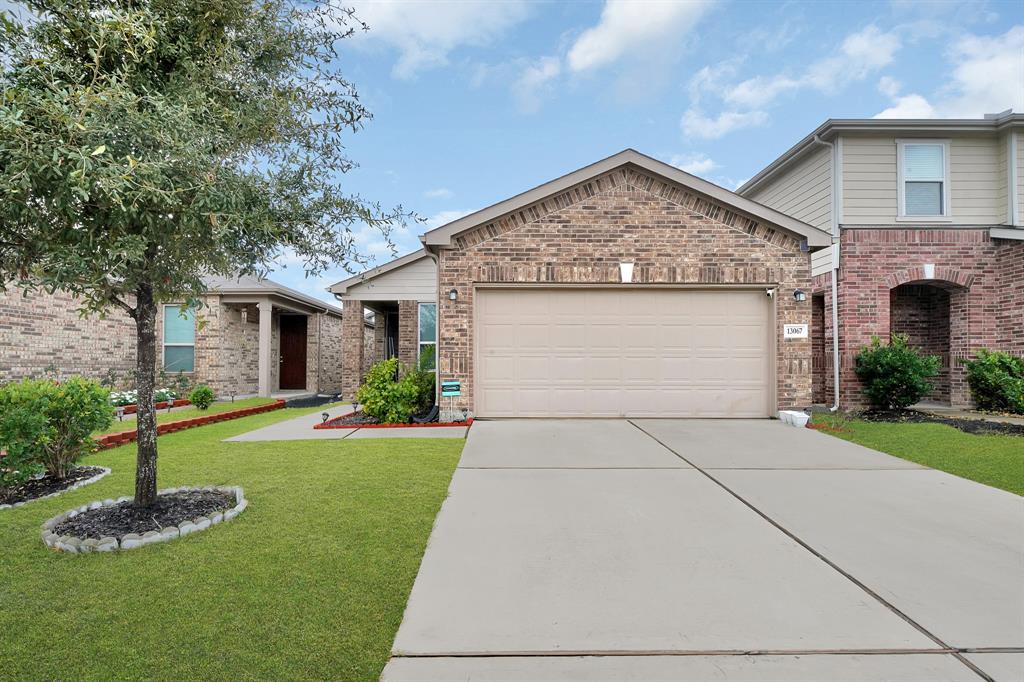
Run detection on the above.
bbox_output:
[854,334,941,410]
[188,385,216,411]
[962,350,1024,414]
[0,378,114,484]
[356,358,435,423]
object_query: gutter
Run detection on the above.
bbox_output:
[812,134,842,413]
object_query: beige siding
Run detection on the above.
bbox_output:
[996,133,1008,224]
[811,245,836,277]
[344,255,436,302]
[842,134,1004,225]
[1017,131,1024,225]
[747,146,832,232]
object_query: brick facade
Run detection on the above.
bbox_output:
[398,300,419,368]
[0,285,137,385]
[811,228,1024,409]
[437,166,814,419]
[341,299,364,400]
[3,286,345,398]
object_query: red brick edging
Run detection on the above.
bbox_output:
[121,399,191,415]
[315,415,473,430]
[95,400,286,449]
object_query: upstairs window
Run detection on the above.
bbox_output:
[898,141,949,217]
[163,304,195,372]
[418,303,436,371]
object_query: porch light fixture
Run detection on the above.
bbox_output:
[448,288,458,301]
[793,289,807,302]
[619,262,634,284]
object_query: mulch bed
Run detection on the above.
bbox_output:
[53,490,235,539]
[0,466,107,506]
[859,409,1024,437]
[325,411,381,426]
[316,410,471,430]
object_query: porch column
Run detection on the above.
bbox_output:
[398,300,418,368]
[341,299,365,400]
[257,298,273,398]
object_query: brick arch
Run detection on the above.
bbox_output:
[884,266,974,290]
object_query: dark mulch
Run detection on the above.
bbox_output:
[328,411,380,426]
[0,466,106,506]
[54,490,235,539]
[286,394,343,409]
[859,409,1024,437]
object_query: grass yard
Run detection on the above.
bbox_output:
[813,413,1024,496]
[96,397,277,435]
[1,404,463,680]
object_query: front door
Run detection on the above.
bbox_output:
[279,315,308,390]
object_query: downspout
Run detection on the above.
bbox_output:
[813,134,842,412]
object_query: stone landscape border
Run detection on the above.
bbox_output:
[96,399,286,449]
[315,415,473,430]
[0,467,112,511]
[41,485,247,553]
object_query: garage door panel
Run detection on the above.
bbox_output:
[475,289,770,418]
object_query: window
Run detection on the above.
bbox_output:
[163,304,195,372]
[898,141,949,217]
[418,303,436,371]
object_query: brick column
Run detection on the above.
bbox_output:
[373,316,386,364]
[341,300,365,400]
[398,300,418,368]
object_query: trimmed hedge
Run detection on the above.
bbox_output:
[962,350,1024,414]
[854,334,941,410]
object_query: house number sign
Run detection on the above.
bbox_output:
[784,324,809,339]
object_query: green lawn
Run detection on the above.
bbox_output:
[1,405,463,680]
[96,397,277,435]
[813,414,1024,496]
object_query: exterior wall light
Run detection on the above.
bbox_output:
[448,288,458,301]
[793,289,807,302]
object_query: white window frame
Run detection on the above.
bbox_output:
[896,139,951,221]
[162,303,196,373]
[417,302,437,372]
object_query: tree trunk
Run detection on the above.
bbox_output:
[134,283,159,507]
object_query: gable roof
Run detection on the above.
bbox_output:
[421,149,831,249]
[326,248,431,296]
[737,113,1024,195]
[202,274,342,316]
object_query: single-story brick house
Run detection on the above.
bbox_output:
[334,149,832,419]
[0,275,348,398]
[737,113,1023,409]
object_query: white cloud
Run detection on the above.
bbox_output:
[724,25,901,108]
[873,26,1024,119]
[349,1,532,78]
[425,209,475,230]
[567,0,715,73]
[423,188,453,200]
[668,153,718,176]
[512,56,562,113]
[681,108,768,139]
[877,76,902,99]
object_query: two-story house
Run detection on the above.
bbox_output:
[738,111,1023,409]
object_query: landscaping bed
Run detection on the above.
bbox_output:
[54,489,235,539]
[119,398,191,415]
[95,399,285,448]
[858,408,1024,437]
[0,466,109,508]
[316,410,472,430]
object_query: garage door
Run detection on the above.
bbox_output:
[475,288,771,418]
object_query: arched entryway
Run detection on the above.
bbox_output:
[889,280,968,405]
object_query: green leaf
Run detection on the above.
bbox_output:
[91,145,106,156]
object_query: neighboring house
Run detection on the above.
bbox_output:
[327,249,438,399]
[738,111,1024,409]
[335,149,831,419]
[0,275,347,398]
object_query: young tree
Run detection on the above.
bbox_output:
[0,1,403,506]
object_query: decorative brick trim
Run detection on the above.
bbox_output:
[884,266,974,289]
[315,416,472,430]
[120,399,190,415]
[95,400,285,449]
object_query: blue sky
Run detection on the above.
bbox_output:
[5,0,1022,303]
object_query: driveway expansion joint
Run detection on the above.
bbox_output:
[626,419,997,682]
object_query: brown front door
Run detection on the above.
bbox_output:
[279,315,308,390]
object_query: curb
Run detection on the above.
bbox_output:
[96,400,286,449]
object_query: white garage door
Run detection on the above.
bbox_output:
[475,288,772,418]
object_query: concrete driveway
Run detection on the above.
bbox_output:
[382,420,1024,681]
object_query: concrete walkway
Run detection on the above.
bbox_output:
[383,419,1024,681]
[224,405,469,441]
